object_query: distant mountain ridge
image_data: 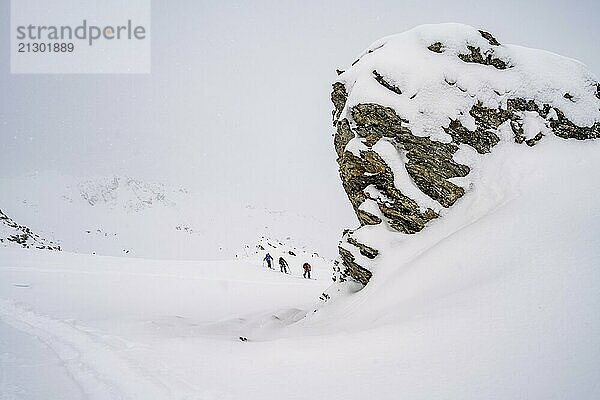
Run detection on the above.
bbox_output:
[0,173,338,260]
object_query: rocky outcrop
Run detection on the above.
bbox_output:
[0,209,61,250]
[331,24,600,286]
[372,70,403,95]
[429,30,510,69]
[331,82,348,121]
[457,45,510,70]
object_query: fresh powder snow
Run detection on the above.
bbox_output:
[1,22,600,400]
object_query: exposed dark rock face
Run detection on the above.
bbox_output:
[548,109,600,140]
[347,236,379,259]
[338,245,372,286]
[351,104,469,209]
[428,31,508,69]
[372,70,402,95]
[331,82,348,122]
[335,229,378,286]
[505,98,600,141]
[525,133,544,147]
[458,45,510,70]
[334,118,354,158]
[337,133,437,233]
[478,30,500,46]
[427,42,444,53]
[444,119,500,154]
[0,209,61,250]
[331,26,600,286]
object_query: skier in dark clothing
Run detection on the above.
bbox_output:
[303,262,312,279]
[279,257,289,274]
[264,253,273,269]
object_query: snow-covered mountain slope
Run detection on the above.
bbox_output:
[0,172,338,260]
[278,136,599,399]
[2,139,599,399]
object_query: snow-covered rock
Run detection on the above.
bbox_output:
[331,23,600,285]
[0,209,60,250]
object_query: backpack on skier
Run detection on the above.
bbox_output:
[303,262,311,279]
[278,257,289,274]
[264,253,273,269]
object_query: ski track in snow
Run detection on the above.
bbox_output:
[0,299,202,400]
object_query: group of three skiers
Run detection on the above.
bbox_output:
[263,253,312,279]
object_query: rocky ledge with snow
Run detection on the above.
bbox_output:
[0,209,61,251]
[331,23,600,285]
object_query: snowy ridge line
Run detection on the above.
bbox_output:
[0,299,189,400]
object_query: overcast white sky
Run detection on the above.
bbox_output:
[1,0,599,230]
